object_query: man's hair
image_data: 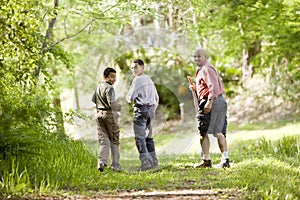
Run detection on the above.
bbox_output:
[194,47,208,58]
[103,67,116,78]
[133,59,144,66]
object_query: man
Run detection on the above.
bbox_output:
[189,48,230,168]
[126,59,159,171]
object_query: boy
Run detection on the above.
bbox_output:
[126,59,159,171]
[92,67,122,172]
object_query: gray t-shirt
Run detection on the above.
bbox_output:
[126,74,159,106]
[92,81,116,110]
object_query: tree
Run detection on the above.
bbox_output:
[0,0,73,161]
[190,0,299,98]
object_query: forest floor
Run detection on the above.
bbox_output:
[36,119,299,200]
[35,189,243,199]
[58,91,300,200]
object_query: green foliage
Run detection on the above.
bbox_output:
[258,136,300,158]
[190,0,300,104]
[228,135,300,199]
[0,87,50,160]
[0,160,32,196]
[0,0,43,86]
[1,134,299,199]
[0,138,95,196]
[0,0,74,167]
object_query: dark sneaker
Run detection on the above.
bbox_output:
[98,162,105,172]
[152,161,158,168]
[153,163,158,168]
[112,166,123,172]
[141,160,152,171]
[214,158,230,168]
[194,159,212,168]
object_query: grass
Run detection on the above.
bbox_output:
[0,120,300,199]
[228,118,300,131]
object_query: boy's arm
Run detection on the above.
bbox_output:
[110,101,121,111]
[107,87,121,111]
[92,87,97,104]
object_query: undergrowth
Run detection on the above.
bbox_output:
[0,128,299,199]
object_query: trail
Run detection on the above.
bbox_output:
[34,189,243,200]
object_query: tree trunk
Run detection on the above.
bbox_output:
[241,40,261,86]
[37,0,66,137]
[241,49,253,86]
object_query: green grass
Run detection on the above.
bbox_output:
[1,121,300,199]
[228,118,300,131]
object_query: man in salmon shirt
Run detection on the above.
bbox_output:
[189,47,230,168]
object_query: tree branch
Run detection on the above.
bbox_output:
[49,0,122,48]
[35,0,59,79]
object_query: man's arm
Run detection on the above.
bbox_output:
[126,78,137,103]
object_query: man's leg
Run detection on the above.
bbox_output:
[194,133,212,168]
[195,98,212,168]
[146,137,158,167]
[145,106,158,167]
[133,107,153,170]
[212,97,229,168]
[215,132,230,168]
[216,132,227,152]
[200,133,210,159]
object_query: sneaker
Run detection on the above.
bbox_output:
[214,158,230,168]
[141,159,152,171]
[98,162,106,172]
[152,161,158,168]
[112,166,123,172]
[194,159,212,168]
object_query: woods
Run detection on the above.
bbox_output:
[1,0,300,199]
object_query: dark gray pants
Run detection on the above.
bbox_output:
[133,105,158,165]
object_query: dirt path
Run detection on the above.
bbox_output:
[33,189,243,200]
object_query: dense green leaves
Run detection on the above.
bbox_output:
[0,0,72,162]
[1,0,42,86]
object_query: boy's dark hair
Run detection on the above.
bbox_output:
[133,59,144,66]
[103,67,116,78]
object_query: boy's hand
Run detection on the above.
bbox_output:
[110,101,121,111]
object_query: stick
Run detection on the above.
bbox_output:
[187,76,198,112]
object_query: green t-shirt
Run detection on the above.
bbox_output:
[92,81,116,110]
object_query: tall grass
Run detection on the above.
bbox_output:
[0,137,96,196]
[0,132,299,199]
